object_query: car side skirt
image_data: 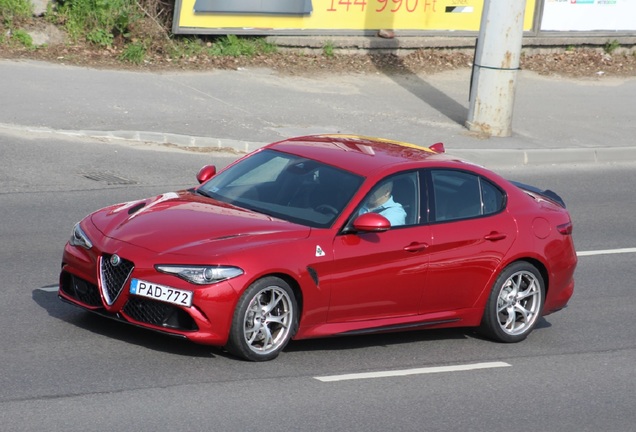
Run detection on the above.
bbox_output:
[338,318,460,336]
[296,308,484,339]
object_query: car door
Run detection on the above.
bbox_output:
[325,171,431,323]
[420,169,516,314]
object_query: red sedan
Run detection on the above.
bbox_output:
[59,134,577,361]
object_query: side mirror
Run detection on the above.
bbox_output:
[352,212,391,232]
[196,165,217,184]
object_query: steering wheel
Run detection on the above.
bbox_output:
[315,204,338,215]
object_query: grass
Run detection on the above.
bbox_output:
[206,34,277,57]
[167,34,278,59]
[0,0,279,70]
[52,0,279,60]
[171,37,205,58]
[323,40,335,57]
[10,27,32,48]
[55,0,139,46]
[119,40,146,63]
[0,0,33,47]
[0,0,31,27]
[604,39,620,54]
[0,0,278,62]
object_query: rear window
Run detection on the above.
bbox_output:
[431,170,505,222]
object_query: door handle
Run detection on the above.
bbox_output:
[404,242,429,252]
[484,232,507,241]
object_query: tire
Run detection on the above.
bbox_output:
[480,262,545,343]
[225,277,298,361]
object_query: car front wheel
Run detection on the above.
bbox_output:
[226,277,298,361]
[480,262,545,343]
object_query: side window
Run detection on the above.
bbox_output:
[431,170,504,222]
[481,178,505,215]
[352,171,419,228]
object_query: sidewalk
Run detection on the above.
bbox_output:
[1,59,635,167]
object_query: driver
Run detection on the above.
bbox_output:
[358,180,406,226]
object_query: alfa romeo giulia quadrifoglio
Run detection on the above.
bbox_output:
[59,134,577,361]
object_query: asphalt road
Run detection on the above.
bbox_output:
[1,132,635,432]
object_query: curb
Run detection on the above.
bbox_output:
[451,147,636,168]
[267,35,636,55]
[2,123,634,168]
[0,123,264,154]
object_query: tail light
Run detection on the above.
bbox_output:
[557,222,573,235]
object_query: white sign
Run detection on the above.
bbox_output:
[541,0,636,31]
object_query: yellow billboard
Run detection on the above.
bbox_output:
[174,0,537,34]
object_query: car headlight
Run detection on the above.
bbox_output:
[155,265,244,285]
[69,222,92,250]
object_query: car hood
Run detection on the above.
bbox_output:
[89,191,311,255]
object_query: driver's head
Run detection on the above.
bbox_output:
[367,181,393,209]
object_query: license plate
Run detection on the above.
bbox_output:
[130,279,193,308]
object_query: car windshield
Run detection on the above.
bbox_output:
[198,149,364,228]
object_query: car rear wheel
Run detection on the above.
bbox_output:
[480,262,545,343]
[226,277,298,361]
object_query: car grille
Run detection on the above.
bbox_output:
[100,254,134,305]
[123,297,198,331]
[60,272,102,307]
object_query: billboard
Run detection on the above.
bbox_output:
[174,0,537,35]
[541,0,636,31]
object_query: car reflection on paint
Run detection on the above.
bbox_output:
[59,134,577,361]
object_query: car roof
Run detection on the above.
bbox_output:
[267,134,456,176]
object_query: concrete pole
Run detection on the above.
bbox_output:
[466,0,526,137]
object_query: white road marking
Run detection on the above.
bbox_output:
[38,286,58,292]
[577,247,636,257]
[314,361,511,382]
